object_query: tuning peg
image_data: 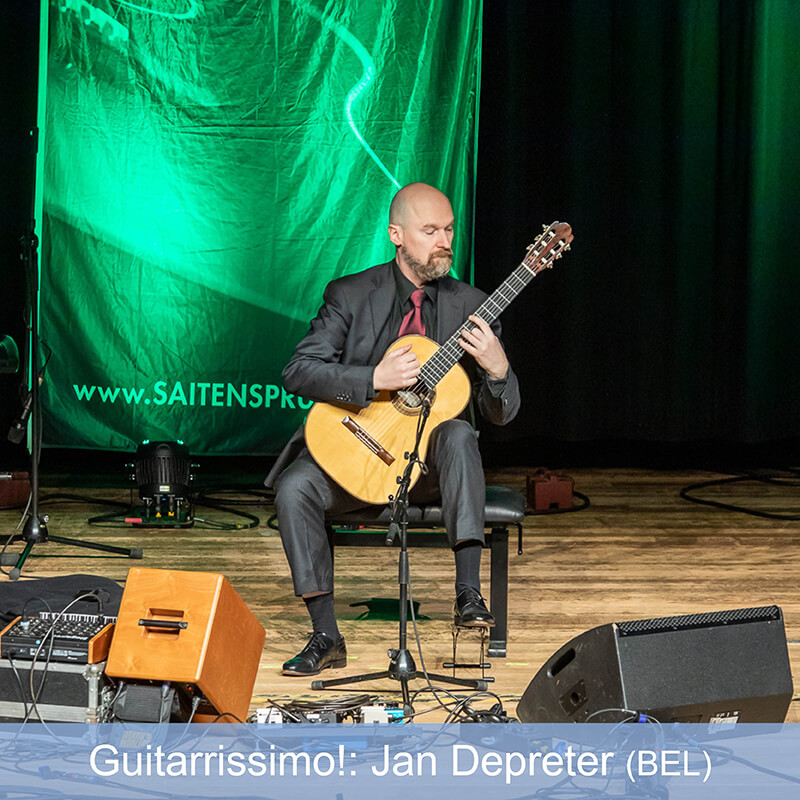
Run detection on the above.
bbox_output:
[526,243,534,250]
[542,224,548,231]
[564,244,571,251]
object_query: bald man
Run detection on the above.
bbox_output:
[266,183,520,676]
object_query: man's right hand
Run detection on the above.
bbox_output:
[373,344,421,390]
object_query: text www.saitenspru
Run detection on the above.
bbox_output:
[71,381,312,409]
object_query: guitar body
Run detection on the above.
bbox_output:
[305,335,472,505]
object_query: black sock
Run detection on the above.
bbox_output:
[454,540,482,595]
[303,593,340,639]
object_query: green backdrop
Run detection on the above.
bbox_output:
[40,0,482,455]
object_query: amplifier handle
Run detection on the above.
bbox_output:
[138,619,188,630]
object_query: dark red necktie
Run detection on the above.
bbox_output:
[398,288,426,336]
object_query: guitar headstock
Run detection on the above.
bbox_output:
[523,222,574,275]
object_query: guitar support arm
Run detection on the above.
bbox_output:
[385,397,430,546]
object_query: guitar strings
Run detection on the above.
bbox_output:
[366,262,535,446]
[357,246,550,443]
[362,265,533,445]
[419,264,533,387]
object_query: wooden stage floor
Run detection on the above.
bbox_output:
[2,467,799,723]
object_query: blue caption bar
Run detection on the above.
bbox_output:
[0,723,798,798]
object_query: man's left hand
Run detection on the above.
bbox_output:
[458,315,509,381]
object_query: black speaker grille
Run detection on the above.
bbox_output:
[616,605,781,637]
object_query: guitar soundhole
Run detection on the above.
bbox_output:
[393,387,436,416]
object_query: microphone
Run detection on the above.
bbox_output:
[7,389,32,444]
[8,370,44,444]
[385,521,400,546]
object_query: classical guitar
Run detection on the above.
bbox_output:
[305,222,574,504]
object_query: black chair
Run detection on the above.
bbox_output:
[325,485,525,657]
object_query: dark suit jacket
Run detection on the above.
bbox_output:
[265,261,520,487]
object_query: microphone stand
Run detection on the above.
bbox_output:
[312,395,487,712]
[1,217,142,580]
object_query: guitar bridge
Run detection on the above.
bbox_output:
[341,416,395,466]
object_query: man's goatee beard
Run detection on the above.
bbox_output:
[402,247,452,282]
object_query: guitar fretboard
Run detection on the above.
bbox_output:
[419,262,537,388]
[418,223,571,389]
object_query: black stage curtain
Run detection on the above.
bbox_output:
[476,1,800,459]
[0,5,38,467]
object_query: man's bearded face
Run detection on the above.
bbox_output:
[400,245,452,282]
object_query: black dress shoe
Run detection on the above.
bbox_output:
[454,587,495,627]
[282,632,347,676]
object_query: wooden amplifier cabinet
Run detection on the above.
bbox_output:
[106,568,265,723]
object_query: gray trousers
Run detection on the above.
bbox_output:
[274,419,485,596]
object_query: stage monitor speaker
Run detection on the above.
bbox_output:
[517,606,792,725]
[106,568,266,723]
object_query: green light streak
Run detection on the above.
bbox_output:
[112,0,200,19]
[295,0,401,189]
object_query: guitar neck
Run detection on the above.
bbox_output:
[420,262,535,388]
